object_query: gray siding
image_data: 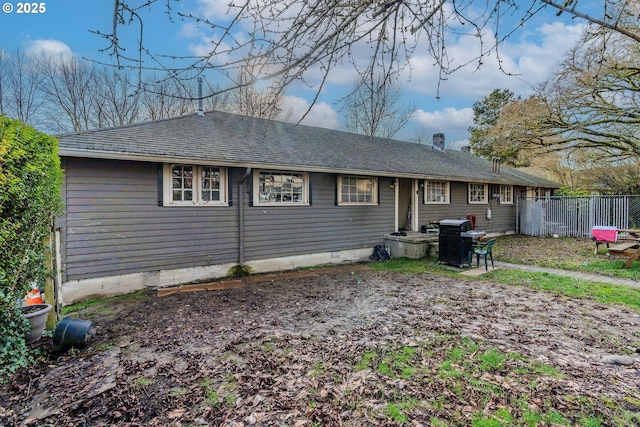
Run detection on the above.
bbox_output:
[62,158,522,282]
[417,181,518,233]
[243,173,394,260]
[62,160,395,281]
[62,158,238,281]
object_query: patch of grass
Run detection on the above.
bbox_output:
[385,397,418,424]
[494,235,640,281]
[479,348,507,372]
[62,290,147,314]
[310,361,325,377]
[355,350,378,370]
[206,389,220,408]
[227,264,253,278]
[385,403,408,423]
[94,342,114,352]
[371,252,640,313]
[133,377,154,388]
[437,360,464,380]
[472,407,514,426]
[224,392,238,408]
[484,269,640,312]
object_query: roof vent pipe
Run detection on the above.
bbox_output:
[492,157,502,174]
[197,77,204,116]
[433,133,445,151]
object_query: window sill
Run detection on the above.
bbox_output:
[337,202,378,206]
[254,202,310,207]
[163,202,229,207]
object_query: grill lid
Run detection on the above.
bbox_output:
[439,219,471,226]
[439,219,472,232]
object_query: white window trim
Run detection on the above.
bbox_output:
[337,175,378,206]
[468,183,488,204]
[162,164,228,206]
[253,170,310,206]
[424,180,450,204]
[499,185,514,204]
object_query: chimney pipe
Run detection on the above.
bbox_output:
[492,157,502,174]
[432,133,445,151]
[197,77,204,116]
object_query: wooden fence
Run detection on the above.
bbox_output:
[518,195,640,237]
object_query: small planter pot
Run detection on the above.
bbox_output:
[52,317,95,352]
[21,304,52,344]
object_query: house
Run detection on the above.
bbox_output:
[56,110,559,303]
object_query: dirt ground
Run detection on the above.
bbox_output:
[2,238,640,426]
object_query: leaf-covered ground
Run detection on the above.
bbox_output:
[2,252,640,426]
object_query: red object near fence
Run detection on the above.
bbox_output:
[592,226,618,243]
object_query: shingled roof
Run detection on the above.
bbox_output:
[57,110,559,187]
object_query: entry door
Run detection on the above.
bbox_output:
[397,179,417,231]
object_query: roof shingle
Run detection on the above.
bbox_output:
[57,110,559,187]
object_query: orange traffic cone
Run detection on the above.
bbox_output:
[26,288,44,305]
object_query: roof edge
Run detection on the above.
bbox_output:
[59,148,553,186]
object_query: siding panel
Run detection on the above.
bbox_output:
[243,173,394,260]
[63,158,239,281]
[418,181,519,233]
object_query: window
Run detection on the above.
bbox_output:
[254,170,309,205]
[468,183,488,204]
[424,180,450,204]
[337,175,378,205]
[499,185,513,204]
[163,164,227,206]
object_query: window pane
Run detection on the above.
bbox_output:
[259,171,305,204]
[340,176,375,204]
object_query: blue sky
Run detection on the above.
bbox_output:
[0,0,593,146]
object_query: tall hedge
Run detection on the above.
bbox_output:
[0,116,63,379]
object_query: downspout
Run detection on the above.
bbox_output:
[238,167,252,264]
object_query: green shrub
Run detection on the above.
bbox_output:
[0,116,63,380]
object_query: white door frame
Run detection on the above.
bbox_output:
[394,178,420,232]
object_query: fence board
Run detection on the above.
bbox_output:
[519,195,640,237]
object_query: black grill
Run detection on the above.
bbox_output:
[438,219,473,267]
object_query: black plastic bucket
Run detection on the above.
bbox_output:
[52,317,95,352]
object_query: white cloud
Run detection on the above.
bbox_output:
[411,107,474,147]
[179,22,203,39]
[196,0,233,19]
[25,39,72,59]
[281,95,340,130]
[403,20,585,100]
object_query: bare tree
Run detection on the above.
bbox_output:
[93,69,141,128]
[37,55,98,132]
[535,26,640,160]
[228,64,284,120]
[96,0,639,110]
[2,49,42,125]
[139,76,195,121]
[342,73,415,139]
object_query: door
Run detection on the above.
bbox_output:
[397,178,418,231]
